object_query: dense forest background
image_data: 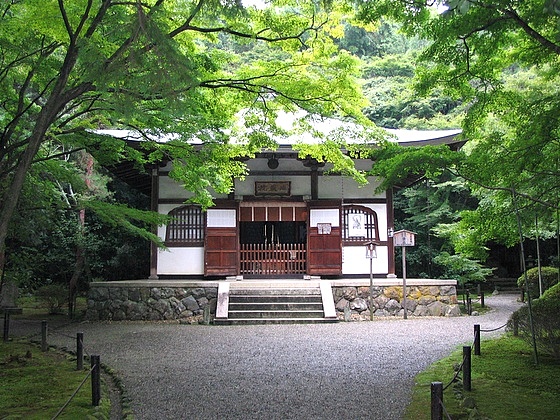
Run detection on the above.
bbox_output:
[2,2,558,304]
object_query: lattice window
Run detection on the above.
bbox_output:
[342,205,379,244]
[165,205,204,247]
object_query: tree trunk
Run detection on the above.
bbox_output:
[0,44,83,279]
[0,128,52,279]
[68,154,93,318]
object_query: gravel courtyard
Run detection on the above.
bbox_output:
[11,293,522,419]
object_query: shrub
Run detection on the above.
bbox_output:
[509,282,560,360]
[517,266,559,299]
[35,284,68,314]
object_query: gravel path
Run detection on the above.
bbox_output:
[8,292,523,420]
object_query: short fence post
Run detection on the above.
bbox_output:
[77,332,84,371]
[463,346,471,392]
[344,305,351,322]
[513,317,519,336]
[474,324,481,356]
[203,305,210,325]
[479,287,484,308]
[467,297,472,315]
[431,381,443,420]
[91,355,101,406]
[41,320,48,352]
[3,312,9,342]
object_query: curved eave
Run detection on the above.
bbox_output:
[386,129,465,150]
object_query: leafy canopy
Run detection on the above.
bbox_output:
[355,0,560,255]
[0,0,373,264]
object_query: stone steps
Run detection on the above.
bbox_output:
[214,281,338,325]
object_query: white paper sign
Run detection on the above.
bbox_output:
[348,214,366,237]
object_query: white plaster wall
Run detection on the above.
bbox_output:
[319,176,385,200]
[361,203,389,242]
[245,156,304,172]
[159,176,190,200]
[157,248,205,275]
[158,174,228,201]
[157,203,205,275]
[342,245,389,275]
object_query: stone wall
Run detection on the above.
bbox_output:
[332,284,460,320]
[86,283,218,322]
[86,280,459,322]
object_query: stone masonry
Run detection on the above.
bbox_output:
[86,280,460,322]
[86,283,218,322]
[332,284,460,320]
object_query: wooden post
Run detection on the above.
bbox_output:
[77,332,84,370]
[149,166,159,279]
[91,355,101,406]
[513,317,519,336]
[474,325,481,356]
[203,305,210,325]
[2,312,9,342]
[41,320,48,352]
[463,346,471,391]
[431,381,443,420]
[369,256,374,321]
[402,246,407,319]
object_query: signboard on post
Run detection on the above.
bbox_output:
[393,229,416,247]
[364,241,378,321]
[393,230,416,319]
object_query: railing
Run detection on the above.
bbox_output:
[431,322,509,420]
[240,243,306,275]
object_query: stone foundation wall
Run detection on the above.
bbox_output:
[332,284,460,320]
[86,280,459,322]
[86,284,218,322]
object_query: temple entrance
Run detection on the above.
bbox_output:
[238,201,308,276]
[239,221,307,276]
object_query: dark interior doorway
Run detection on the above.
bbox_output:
[239,222,307,276]
[240,221,306,245]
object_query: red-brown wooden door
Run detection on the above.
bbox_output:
[204,208,238,276]
[307,207,342,276]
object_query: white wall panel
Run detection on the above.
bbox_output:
[318,176,385,200]
[207,209,236,227]
[357,203,389,242]
[342,246,389,275]
[309,209,339,227]
[157,248,204,275]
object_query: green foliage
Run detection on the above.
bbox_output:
[0,0,375,292]
[393,174,479,278]
[517,266,560,299]
[511,282,560,360]
[356,0,560,264]
[35,284,68,315]
[336,21,422,58]
[367,142,463,192]
[0,0,370,216]
[362,53,466,129]
[433,252,494,285]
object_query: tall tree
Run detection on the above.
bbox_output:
[357,0,560,263]
[0,0,371,280]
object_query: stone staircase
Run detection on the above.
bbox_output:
[214,281,338,325]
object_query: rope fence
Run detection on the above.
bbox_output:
[18,321,103,417]
[51,363,96,420]
[431,322,508,420]
[43,322,102,414]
